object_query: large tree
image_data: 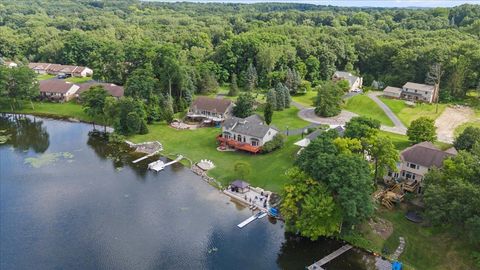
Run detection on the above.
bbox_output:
[314,81,343,117]
[281,168,342,240]
[407,117,437,144]
[366,135,399,182]
[454,126,480,152]
[80,85,110,129]
[344,116,381,140]
[0,66,39,110]
[233,92,255,118]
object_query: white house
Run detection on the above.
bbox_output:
[332,71,363,92]
[383,82,437,103]
[39,80,80,102]
[217,114,278,153]
[384,142,457,193]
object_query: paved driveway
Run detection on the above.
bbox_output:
[367,92,407,135]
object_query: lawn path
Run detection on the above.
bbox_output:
[367,92,407,135]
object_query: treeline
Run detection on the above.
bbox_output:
[0,0,479,112]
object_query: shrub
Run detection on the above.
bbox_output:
[262,134,286,153]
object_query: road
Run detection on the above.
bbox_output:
[367,92,407,135]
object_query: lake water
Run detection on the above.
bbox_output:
[0,114,380,270]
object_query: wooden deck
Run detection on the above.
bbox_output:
[307,244,353,270]
[217,135,261,153]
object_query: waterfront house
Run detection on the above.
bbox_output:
[28,62,93,77]
[217,114,278,153]
[77,82,124,99]
[384,141,457,193]
[294,125,345,148]
[332,71,363,92]
[187,96,234,123]
[39,80,79,102]
[383,82,437,103]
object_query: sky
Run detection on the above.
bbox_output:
[149,0,480,8]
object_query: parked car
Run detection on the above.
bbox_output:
[57,73,71,79]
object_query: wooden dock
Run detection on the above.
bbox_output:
[307,244,353,270]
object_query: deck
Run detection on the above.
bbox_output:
[217,135,261,153]
[307,244,353,270]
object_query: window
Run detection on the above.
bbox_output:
[409,163,416,169]
[402,171,405,177]
[412,175,416,180]
[425,91,428,94]
[415,90,417,93]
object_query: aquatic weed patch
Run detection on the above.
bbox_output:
[24,152,74,168]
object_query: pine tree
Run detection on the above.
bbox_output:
[228,73,239,96]
[275,82,285,111]
[285,67,294,91]
[264,102,273,125]
[246,63,258,91]
[283,84,291,108]
[266,88,277,109]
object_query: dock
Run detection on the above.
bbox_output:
[148,155,183,172]
[126,141,163,164]
[307,244,353,270]
[237,211,267,228]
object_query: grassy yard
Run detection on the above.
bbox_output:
[378,130,452,151]
[379,97,447,126]
[454,109,480,136]
[65,76,93,84]
[36,74,56,81]
[376,209,478,270]
[257,106,310,131]
[130,123,300,192]
[0,99,93,122]
[343,94,394,126]
[291,90,317,107]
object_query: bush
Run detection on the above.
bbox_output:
[262,134,286,153]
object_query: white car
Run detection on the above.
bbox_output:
[352,88,362,93]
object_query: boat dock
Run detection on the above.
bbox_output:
[237,211,267,228]
[148,155,183,172]
[126,141,163,164]
[307,244,353,270]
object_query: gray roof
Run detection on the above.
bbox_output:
[223,114,278,139]
[231,180,250,189]
[403,82,435,92]
[383,86,403,95]
[333,71,359,87]
[401,142,456,168]
[191,96,233,114]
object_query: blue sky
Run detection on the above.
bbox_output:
[150,0,480,8]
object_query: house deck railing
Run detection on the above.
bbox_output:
[216,135,261,153]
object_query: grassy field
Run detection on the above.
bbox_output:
[379,97,447,126]
[258,106,310,131]
[343,94,394,126]
[378,130,452,151]
[130,123,300,192]
[0,99,94,122]
[65,76,92,84]
[36,74,56,81]
[376,209,478,270]
[291,90,317,107]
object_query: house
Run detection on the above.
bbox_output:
[39,80,80,102]
[77,82,124,99]
[28,63,93,77]
[383,82,437,103]
[3,61,18,68]
[384,142,457,193]
[187,96,234,123]
[332,71,363,92]
[217,114,279,153]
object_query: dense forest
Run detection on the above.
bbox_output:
[1,0,479,114]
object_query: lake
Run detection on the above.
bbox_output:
[0,114,380,270]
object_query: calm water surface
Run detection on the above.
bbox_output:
[0,115,378,270]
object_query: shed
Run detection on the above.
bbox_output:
[230,180,250,193]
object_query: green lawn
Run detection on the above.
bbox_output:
[0,99,93,122]
[376,210,478,270]
[379,97,447,126]
[343,94,394,126]
[65,76,93,84]
[257,106,310,131]
[130,124,300,192]
[291,90,317,108]
[378,130,452,151]
[454,110,480,136]
[36,74,56,81]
